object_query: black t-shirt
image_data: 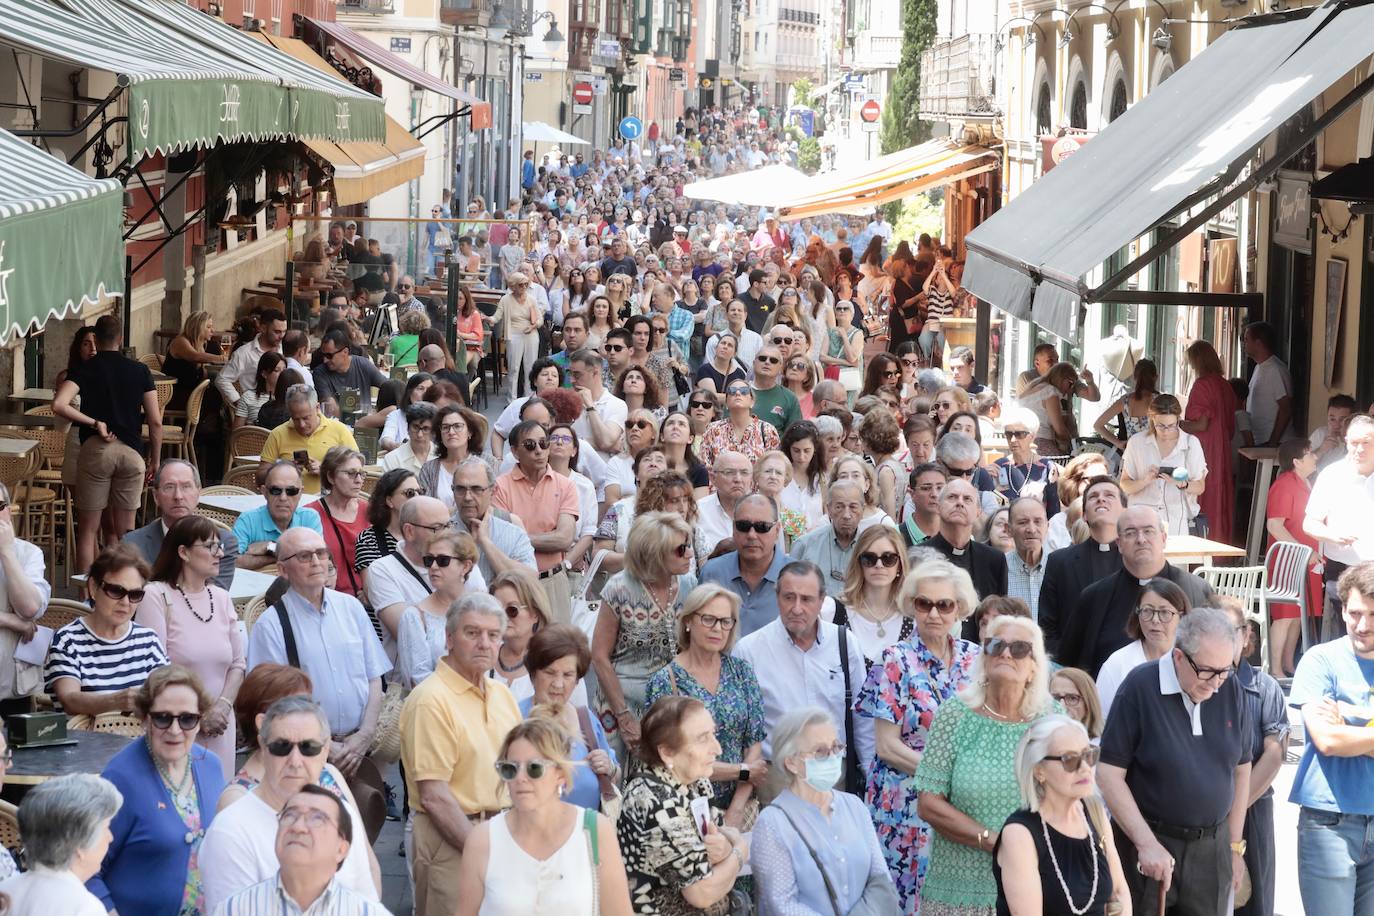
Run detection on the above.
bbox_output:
[600,256,638,280]
[1099,659,1251,828]
[738,289,776,334]
[67,351,155,452]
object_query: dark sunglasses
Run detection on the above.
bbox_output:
[400,487,425,499]
[423,554,461,569]
[625,419,654,430]
[266,738,327,758]
[398,284,414,290]
[689,400,715,410]
[521,438,550,451]
[149,712,202,731]
[912,596,959,615]
[946,466,976,478]
[605,344,627,352]
[859,551,901,568]
[756,355,781,364]
[1006,430,1031,440]
[734,519,776,535]
[495,759,553,781]
[984,637,1034,659]
[675,542,694,557]
[503,603,526,619]
[725,385,751,396]
[267,486,302,497]
[882,368,900,377]
[900,358,920,368]
[99,582,146,603]
[1043,746,1101,772]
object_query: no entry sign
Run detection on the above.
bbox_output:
[572,82,594,105]
[859,98,881,123]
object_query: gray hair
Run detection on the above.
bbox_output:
[1175,606,1239,656]
[445,591,506,635]
[260,695,332,746]
[1000,405,1041,437]
[916,369,946,396]
[285,383,318,408]
[454,455,497,487]
[813,414,842,438]
[768,706,835,795]
[935,431,981,467]
[18,773,123,870]
[812,379,844,404]
[734,491,779,522]
[1014,714,1089,812]
[155,458,202,489]
[1346,414,1374,438]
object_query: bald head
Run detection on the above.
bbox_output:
[938,478,979,534]
[399,496,453,558]
[278,527,331,593]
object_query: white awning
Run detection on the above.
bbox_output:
[522,122,592,145]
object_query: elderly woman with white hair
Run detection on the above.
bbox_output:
[0,773,123,914]
[915,614,1060,916]
[994,714,1130,915]
[495,270,543,400]
[854,559,982,912]
[752,707,899,915]
[993,405,1063,514]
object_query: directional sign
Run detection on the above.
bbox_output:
[859,98,881,123]
[618,115,644,140]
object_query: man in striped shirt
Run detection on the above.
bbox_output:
[212,784,389,915]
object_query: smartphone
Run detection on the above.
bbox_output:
[293,450,309,466]
[1158,466,1177,477]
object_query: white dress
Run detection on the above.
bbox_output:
[477,809,597,916]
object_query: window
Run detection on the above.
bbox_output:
[1069,80,1087,131]
[1035,81,1052,136]
[1109,78,1128,122]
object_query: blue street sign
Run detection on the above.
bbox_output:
[618,116,644,140]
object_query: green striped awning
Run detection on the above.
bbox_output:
[0,0,384,156]
[0,129,123,344]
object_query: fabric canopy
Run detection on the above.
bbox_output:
[522,122,591,145]
[0,0,384,156]
[962,2,1374,340]
[1311,156,1374,204]
[682,165,811,208]
[777,139,997,219]
[306,17,492,129]
[0,129,123,344]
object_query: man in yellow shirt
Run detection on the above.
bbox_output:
[258,384,359,493]
[399,592,521,916]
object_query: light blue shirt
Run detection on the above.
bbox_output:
[1288,636,1374,814]
[246,588,392,736]
[753,789,892,915]
[212,873,390,915]
[700,546,791,637]
[231,507,323,555]
[518,697,618,810]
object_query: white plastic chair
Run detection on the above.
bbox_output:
[1262,540,1315,658]
[1196,563,1267,669]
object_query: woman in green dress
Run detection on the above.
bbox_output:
[915,614,1059,916]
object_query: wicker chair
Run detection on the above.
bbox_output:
[139,353,165,373]
[361,469,382,497]
[227,426,271,472]
[0,800,20,860]
[161,379,210,466]
[241,594,270,632]
[202,485,254,498]
[224,464,262,490]
[70,712,143,737]
[37,598,90,632]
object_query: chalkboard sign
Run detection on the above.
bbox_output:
[1324,257,1346,388]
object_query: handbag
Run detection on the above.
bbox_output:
[775,804,898,916]
[368,679,407,764]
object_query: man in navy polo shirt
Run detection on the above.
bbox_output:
[1097,607,1252,916]
[1290,561,1374,916]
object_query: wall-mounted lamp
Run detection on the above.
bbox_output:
[1151,26,1172,51]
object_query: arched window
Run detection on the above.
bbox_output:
[1069,80,1088,130]
[1109,77,1128,122]
[1036,81,1052,136]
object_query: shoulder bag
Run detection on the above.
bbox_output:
[774,803,899,916]
[835,625,863,795]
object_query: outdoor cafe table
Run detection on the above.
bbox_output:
[1164,534,1248,568]
[0,439,37,458]
[0,412,58,429]
[7,388,54,405]
[199,492,319,515]
[4,729,131,788]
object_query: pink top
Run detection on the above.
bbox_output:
[457,309,485,352]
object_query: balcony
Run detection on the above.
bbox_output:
[440,0,492,27]
[569,27,598,69]
[779,7,819,25]
[918,33,998,121]
[855,29,900,68]
[340,0,395,11]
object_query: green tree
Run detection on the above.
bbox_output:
[880,0,937,154]
[798,137,822,174]
[791,77,816,110]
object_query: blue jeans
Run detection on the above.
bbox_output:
[1298,807,1374,916]
[918,325,944,363]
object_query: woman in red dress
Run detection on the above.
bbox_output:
[1181,341,1238,543]
[1264,438,1323,676]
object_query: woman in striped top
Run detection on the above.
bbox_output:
[46,543,168,716]
[919,249,957,366]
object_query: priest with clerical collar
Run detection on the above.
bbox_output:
[1039,476,1127,653]
[924,478,1008,640]
[1056,504,1214,676]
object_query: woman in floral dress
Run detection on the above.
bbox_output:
[855,559,982,914]
[592,512,698,762]
[697,382,779,466]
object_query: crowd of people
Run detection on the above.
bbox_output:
[0,103,1370,916]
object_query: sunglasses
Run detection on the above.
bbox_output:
[267,486,303,497]
[912,596,959,615]
[725,385,751,396]
[984,637,1034,659]
[149,712,202,731]
[399,284,414,290]
[946,466,976,478]
[495,758,554,781]
[771,337,793,346]
[1042,747,1101,772]
[756,355,781,365]
[734,519,776,535]
[689,400,715,410]
[1006,430,1031,440]
[1181,649,1232,683]
[99,582,146,603]
[675,542,694,557]
[626,419,657,432]
[859,551,901,568]
[605,344,627,353]
[266,738,327,757]
[503,603,527,619]
[521,438,550,451]
[900,358,920,368]
[423,554,462,569]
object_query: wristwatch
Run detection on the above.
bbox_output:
[737,765,751,784]
[1230,840,1247,856]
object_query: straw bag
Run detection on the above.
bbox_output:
[368,680,407,764]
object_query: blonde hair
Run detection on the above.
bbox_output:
[181,310,213,345]
[897,558,979,620]
[840,525,907,609]
[489,567,551,629]
[675,583,743,652]
[499,712,577,789]
[426,531,478,565]
[625,511,694,585]
[958,615,1053,721]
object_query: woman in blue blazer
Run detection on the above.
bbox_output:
[89,665,227,914]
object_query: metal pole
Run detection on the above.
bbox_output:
[445,249,458,359]
[285,261,297,326]
[122,254,133,346]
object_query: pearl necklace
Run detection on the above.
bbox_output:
[173,583,214,624]
[1040,804,1100,915]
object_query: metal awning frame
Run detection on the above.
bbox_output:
[413,108,469,142]
[968,65,1374,315]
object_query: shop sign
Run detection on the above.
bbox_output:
[1040,133,1092,173]
[1273,172,1312,254]
[1208,238,1238,293]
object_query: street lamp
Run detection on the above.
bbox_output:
[508,6,565,50]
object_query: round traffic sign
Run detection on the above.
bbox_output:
[860,99,881,123]
[618,116,644,140]
[573,82,594,105]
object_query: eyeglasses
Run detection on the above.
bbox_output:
[520,438,550,451]
[1051,691,1085,708]
[756,355,781,365]
[193,541,225,558]
[266,738,327,757]
[798,742,846,760]
[279,807,338,831]
[149,711,202,731]
[1042,747,1101,772]
[549,434,574,445]
[984,637,1034,659]
[399,487,425,499]
[859,551,901,568]
[1181,649,1232,683]
[695,612,735,631]
[453,484,490,497]
[1006,430,1031,440]
[338,469,366,480]
[423,553,461,569]
[267,486,303,497]
[900,358,920,368]
[495,758,554,781]
[409,522,450,536]
[1137,604,1180,624]
[281,548,332,564]
[99,582,146,604]
[441,422,468,434]
[734,519,776,534]
[1153,421,1180,433]
[675,542,694,558]
[912,596,959,615]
